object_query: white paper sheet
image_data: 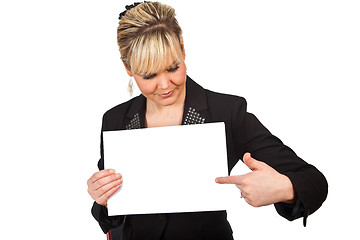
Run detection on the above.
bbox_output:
[103,122,234,216]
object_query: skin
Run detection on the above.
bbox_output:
[130,60,187,111]
[87,169,122,207]
[216,153,295,206]
[129,59,187,128]
[87,55,295,208]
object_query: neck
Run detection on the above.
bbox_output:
[145,88,186,128]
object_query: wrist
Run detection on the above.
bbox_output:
[280,174,295,204]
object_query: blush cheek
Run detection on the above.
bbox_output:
[135,79,157,97]
[172,67,187,86]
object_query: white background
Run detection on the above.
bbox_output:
[0,0,359,239]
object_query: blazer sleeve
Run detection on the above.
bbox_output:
[91,114,125,234]
[230,97,328,226]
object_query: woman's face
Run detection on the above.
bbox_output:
[130,59,187,108]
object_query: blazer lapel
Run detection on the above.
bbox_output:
[125,94,146,130]
[182,76,209,125]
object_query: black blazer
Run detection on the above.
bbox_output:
[92,76,328,240]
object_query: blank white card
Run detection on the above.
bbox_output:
[103,122,234,216]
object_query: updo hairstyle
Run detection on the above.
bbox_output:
[117,2,185,76]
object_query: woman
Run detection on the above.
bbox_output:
[87,2,328,240]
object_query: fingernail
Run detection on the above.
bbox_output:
[116,173,121,179]
[215,178,219,183]
[109,169,115,173]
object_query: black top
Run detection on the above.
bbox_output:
[92,76,328,240]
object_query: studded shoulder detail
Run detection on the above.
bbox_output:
[125,107,205,129]
[183,107,206,125]
[126,113,141,130]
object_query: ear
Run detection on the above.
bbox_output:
[123,62,133,77]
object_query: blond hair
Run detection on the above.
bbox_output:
[117,2,184,75]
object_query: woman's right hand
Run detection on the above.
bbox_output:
[87,169,123,207]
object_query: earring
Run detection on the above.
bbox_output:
[128,77,134,97]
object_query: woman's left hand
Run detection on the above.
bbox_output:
[216,153,295,207]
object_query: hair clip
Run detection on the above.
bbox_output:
[118,1,148,20]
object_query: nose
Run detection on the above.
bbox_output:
[157,73,171,90]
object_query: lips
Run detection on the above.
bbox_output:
[159,90,174,99]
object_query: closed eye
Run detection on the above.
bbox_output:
[142,73,157,80]
[167,64,179,73]
[142,63,179,79]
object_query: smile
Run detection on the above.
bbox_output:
[158,90,174,99]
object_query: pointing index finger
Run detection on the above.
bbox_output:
[215,175,242,184]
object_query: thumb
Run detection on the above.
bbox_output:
[243,152,262,171]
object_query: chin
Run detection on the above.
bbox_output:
[157,97,178,106]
